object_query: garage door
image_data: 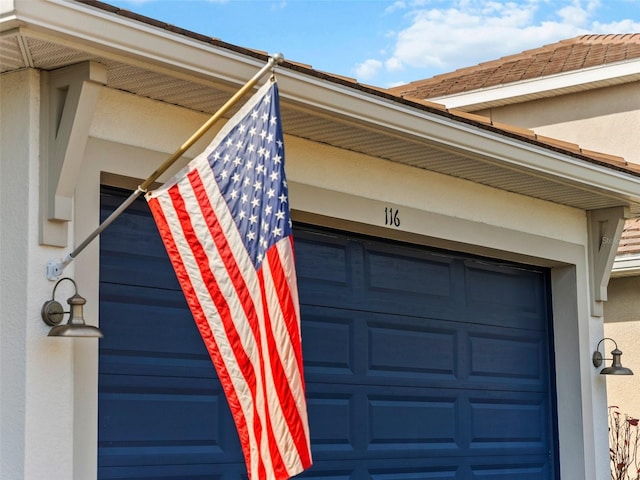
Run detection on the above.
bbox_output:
[98,186,558,479]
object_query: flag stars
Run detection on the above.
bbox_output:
[207,85,291,270]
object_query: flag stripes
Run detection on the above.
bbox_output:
[146,80,312,480]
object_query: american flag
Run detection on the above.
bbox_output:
[146,80,312,479]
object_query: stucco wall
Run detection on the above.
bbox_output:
[475,81,640,164]
[604,276,640,419]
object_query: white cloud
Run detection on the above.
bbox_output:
[353,59,384,80]
[373,0,639,81]
[593,19,640,32]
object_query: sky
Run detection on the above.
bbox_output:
[106,0,640,87]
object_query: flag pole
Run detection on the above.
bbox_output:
[46,53,285,280]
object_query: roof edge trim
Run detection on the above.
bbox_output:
[427,59,640,110]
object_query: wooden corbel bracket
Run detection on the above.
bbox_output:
[40,61,107,247]
[587,206,631,317]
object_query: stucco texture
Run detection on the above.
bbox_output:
[604,276,640,419]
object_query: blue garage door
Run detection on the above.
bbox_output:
[98,186,558,479]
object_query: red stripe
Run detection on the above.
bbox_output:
[148,195,256,468]
[263,248,312,469]
[273,239,306,390]
[186,170,283,478]
[158,184,264,476]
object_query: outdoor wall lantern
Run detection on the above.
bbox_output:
[41,277,103,338]
[592,338,633,375]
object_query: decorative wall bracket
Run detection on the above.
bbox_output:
[587,206,630,317]
[40,61,107,247]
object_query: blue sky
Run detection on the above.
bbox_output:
[107,0,640,87]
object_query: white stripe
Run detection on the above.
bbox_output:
[193,159,277,477]
[155,186,267,478]
[261,249,309,474]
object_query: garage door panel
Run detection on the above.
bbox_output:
[100,285,206,359]
[307,394,355,452]
[367,321,457,379]
[467,331,547,387]
[294,231,359,309]
[468,395,549,450]
[100,198,179,291]
[367,395,458,450]
[464,262,546,331]
[363,246,458,318]
[365,249,453,298]
[100,250,181,290]
[99,375,241,467]
[98,463,244,480]
[369,467,457,480]
[302,311,355,376]
[469,462,551,480]
[299,456,551,480]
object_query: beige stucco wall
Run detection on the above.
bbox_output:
[603,276,640,419]
[475,81,640,165]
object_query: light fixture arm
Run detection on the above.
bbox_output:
[592,337,617,368]
[46,53,285,280]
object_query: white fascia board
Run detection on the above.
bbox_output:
[429,60,640,110]
[612,254,640,277]
[9,0,640,208]
[276,68,640,205]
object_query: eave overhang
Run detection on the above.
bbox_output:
[2,0,640,216]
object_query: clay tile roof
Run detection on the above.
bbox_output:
[619,218,640,255]
[389,34,640,99]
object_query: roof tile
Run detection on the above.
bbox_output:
[619,218,640,255]
[390,34,640,99]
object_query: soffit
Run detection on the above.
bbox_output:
[1,10,639,215]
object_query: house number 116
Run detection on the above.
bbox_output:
[384,207,401,227]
